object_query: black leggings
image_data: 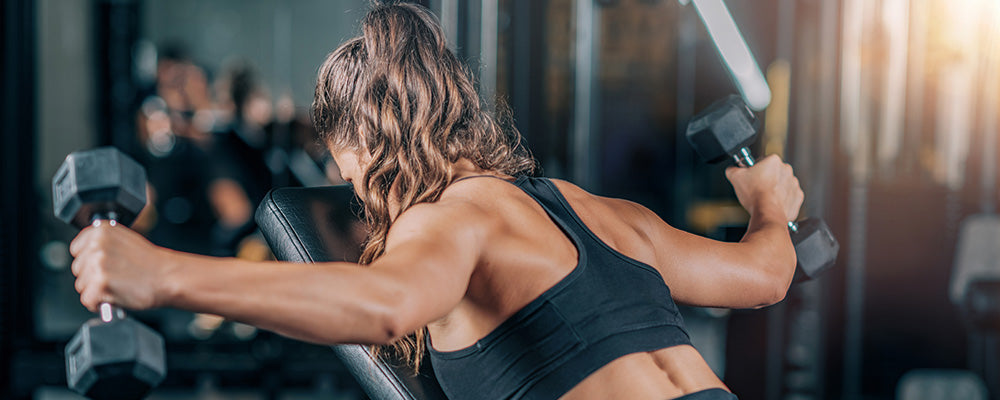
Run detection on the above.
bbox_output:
[673,388,738,400]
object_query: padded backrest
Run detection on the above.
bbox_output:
[255,185,449,400]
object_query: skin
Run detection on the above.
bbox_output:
[70,146,802,400]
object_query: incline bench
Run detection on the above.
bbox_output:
[256,185,448,400]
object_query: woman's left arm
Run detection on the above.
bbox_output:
[69,200,488,345]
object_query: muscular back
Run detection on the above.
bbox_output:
[419,176,729,399]
[426,177,661,352]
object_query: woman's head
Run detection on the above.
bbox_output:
[313,2,534,256]
[311,1,535,367]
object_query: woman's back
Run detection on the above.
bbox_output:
[423,175,730,399]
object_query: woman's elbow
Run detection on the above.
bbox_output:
[365,319,406,346]
[754,279,791,308]
[751,258,796,308]
[360,295,409,345]
[366,286,428,345]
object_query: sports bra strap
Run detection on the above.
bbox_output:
[450,174,514,184]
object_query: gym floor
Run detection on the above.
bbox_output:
[3,0,999,399]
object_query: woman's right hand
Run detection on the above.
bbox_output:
[724,154,804,222]
[70,221,173,312]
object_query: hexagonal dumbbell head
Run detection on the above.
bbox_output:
[685,94,759,164]
[790,218,840,282]
[53,147,147,229]
[65,317,167,399]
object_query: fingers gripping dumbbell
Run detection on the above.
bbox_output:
[53,147,166,399]
[685,95,840,281]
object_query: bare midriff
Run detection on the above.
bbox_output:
[560,345,729,400]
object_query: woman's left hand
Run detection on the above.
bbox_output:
[69,221,173,312]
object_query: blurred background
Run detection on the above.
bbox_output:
[2,0,1000,399]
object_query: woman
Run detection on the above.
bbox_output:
[70,3,803,399]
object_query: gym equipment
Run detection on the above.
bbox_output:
[896,369,988,400]
[950,214,1000,396]
[950,214,1000,307]
[53,147,167,399]
[677,0,772,111]
[256,185,447,400]
[964,279,1000,332]
[686,95,839,281]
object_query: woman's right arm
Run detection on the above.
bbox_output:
[70,198,490,345]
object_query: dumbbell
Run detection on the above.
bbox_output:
[53,147,166,399]
[685,95,839,281]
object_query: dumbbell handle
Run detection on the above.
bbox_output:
[730,147,800,233]
[89,211,128,323]
[731,147,756,168]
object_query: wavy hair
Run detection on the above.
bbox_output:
[311,2,536,369]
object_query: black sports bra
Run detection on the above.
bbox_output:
[426,176,692,400]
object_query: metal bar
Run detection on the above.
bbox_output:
[690,0,771,110]
[765,0,793,160]
[572,0,599,190]
[843,182,869,400]
[732,147,755,167]
[813,1,839,397]
[439,0,459,51]
[903,1,927,177]
[978,5,1000,214]
[876,0,909,178]
[816,0,838,217]
[770,1,824,399]
[764,300,787,400]
[840,1,868,398]
[460,1,478,72]
[766,11,794,398]
[511,0,532,140]
[479,0,498,111]
[673,3,697,227]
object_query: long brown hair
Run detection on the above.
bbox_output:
[311,2,535,369]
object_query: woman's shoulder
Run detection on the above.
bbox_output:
[545,178,658,225]
[390,179,507,237]
[406,175,660,231]
[386,196,499,252]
